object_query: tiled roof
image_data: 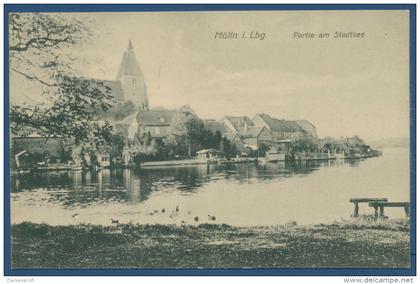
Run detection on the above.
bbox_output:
[224,116,254,132]
[224,131,239,141]
[137,110,176,126]
[295,120,317,136]
[295,120,315,129]
[242,127,265,138]
[113,113,138,138]
[116,112,137,125]
[256,114,304,132]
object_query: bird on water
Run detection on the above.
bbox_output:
[208,215,216,221]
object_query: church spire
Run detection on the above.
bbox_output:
[117,40,149,110]
[117,40,143,79]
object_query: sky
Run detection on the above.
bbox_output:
[10,10,410,141]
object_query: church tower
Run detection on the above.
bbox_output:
[116,40,149,110]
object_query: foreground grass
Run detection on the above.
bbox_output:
[11,219,410,269]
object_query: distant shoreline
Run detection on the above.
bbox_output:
[368,138,410,149]
[374,145,410,149]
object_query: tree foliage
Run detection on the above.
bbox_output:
[113,100,136,121]
[9,13,114,146]
[256,143,270,157]
[164,106,200,157]
[9,13,90,85]
[133,130,168,162]
[11,75,114,145]
[163,106,238,158]
[344,135,365,147]
[291,138,319,153]
[319,135,368,153]
[107,132,127,158]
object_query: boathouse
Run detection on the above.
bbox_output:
[196,149,225,159]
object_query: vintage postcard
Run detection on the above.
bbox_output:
[5,5,415,275]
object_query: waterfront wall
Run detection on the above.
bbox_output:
[139,158,217,168]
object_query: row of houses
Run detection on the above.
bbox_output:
[11,112,317,168]
[204,114,317,152]
[110,110,317,152]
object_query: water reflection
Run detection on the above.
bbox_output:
[11,150,407,226]
[11,159,345,206]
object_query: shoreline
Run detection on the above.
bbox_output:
[11,219,410,269]
[12,152,381,174]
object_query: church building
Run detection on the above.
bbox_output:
[106,40,175,140]
[116,40,149,111]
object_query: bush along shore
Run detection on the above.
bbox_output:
[11,218,410,269]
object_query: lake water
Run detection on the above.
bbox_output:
[10,148,410,226]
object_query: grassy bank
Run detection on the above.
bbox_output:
[11,219,410,269]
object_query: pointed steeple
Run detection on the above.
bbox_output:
[116,40,143,79]
[116,40,149,110]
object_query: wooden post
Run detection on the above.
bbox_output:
[368,201,409,219]
[352,198,389,218]
[353,202,359,217]
[404,205,410,218]
[379,205,385,218]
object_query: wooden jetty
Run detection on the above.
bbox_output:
[368,201,410,218]
[349,198,388,217]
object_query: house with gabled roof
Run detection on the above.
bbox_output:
[295,120,317,139]
[252,113,314,141]
[203,119,244,150]
[222,116,254,136]
[137,110,177,138]
[242,126,272,150]
[114,112,138,140]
